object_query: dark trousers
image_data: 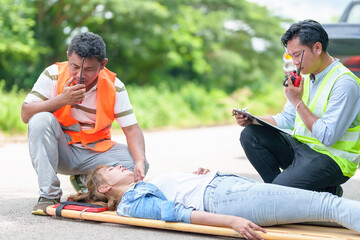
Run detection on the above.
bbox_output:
[240,124,349,194]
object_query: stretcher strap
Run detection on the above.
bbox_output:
[54,201,108,217]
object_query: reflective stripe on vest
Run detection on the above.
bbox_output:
[293,63,360,177]
[53,62,117,152]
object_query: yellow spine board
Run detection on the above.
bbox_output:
[46,206,360,240]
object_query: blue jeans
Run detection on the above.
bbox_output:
[203,173,360,232]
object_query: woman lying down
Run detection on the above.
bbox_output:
[70,165,360,240]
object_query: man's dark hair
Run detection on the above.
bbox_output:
[68,32,106,62]
[281,20,329,52]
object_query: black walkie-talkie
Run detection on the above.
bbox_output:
[79,57,84,84]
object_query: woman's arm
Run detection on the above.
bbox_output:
[119,187,266,239]
[190,211,266,240]
[117,193,193,223]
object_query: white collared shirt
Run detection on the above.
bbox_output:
[149,171,217,211]
[24,64,137,129]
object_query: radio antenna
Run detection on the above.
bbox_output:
[297,49,305,76]
[79,57,85,84]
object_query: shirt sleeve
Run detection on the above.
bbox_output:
[272,100,296,130]
[312,75,360,146]
[23,65,58,103]
[114,78,138,127]
[117,193,194,223]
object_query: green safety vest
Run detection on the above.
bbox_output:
[293,63,360,177]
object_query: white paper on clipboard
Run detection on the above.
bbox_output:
[233,108,291,135]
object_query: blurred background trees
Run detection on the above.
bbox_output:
[1,0,285,91]
[0,0,289,133]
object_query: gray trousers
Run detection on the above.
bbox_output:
[28,112,149,199]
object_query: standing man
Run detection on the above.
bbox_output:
[234,20,360,196]
[21,32,149,215]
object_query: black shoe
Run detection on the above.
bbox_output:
[335,185,343,197]
[321,185,343,197]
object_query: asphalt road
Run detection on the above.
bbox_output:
[1,125,360,240]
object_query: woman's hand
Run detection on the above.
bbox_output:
[190,211,266,240]
[193,167,210,175]
[230,216,266,240]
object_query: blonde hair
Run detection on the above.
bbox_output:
[69,165,120,210]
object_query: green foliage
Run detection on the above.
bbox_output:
[0,81,27,133]
[0,0,42,90]
[124,83,230,129]
[0,82,285,134]
[111,82,284,131]
[85,0,286,92]
[34,0,101,67]
[229,83,287,116]
[0,0,291,134]
[0,0,287,92]
[1,0,288,92]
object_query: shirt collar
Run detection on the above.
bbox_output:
[309,58,339,83]
[87,82,98,93]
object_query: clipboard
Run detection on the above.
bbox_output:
[232,108,291,135]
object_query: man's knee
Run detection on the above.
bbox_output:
[28,112,58,133]
[28,112,63,149]
[240,124,262,148]
[240,125,253,140]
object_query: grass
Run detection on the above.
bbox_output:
[0,80,286,136]
[0,81,28,134]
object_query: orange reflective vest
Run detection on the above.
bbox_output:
[53,61,117,152]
